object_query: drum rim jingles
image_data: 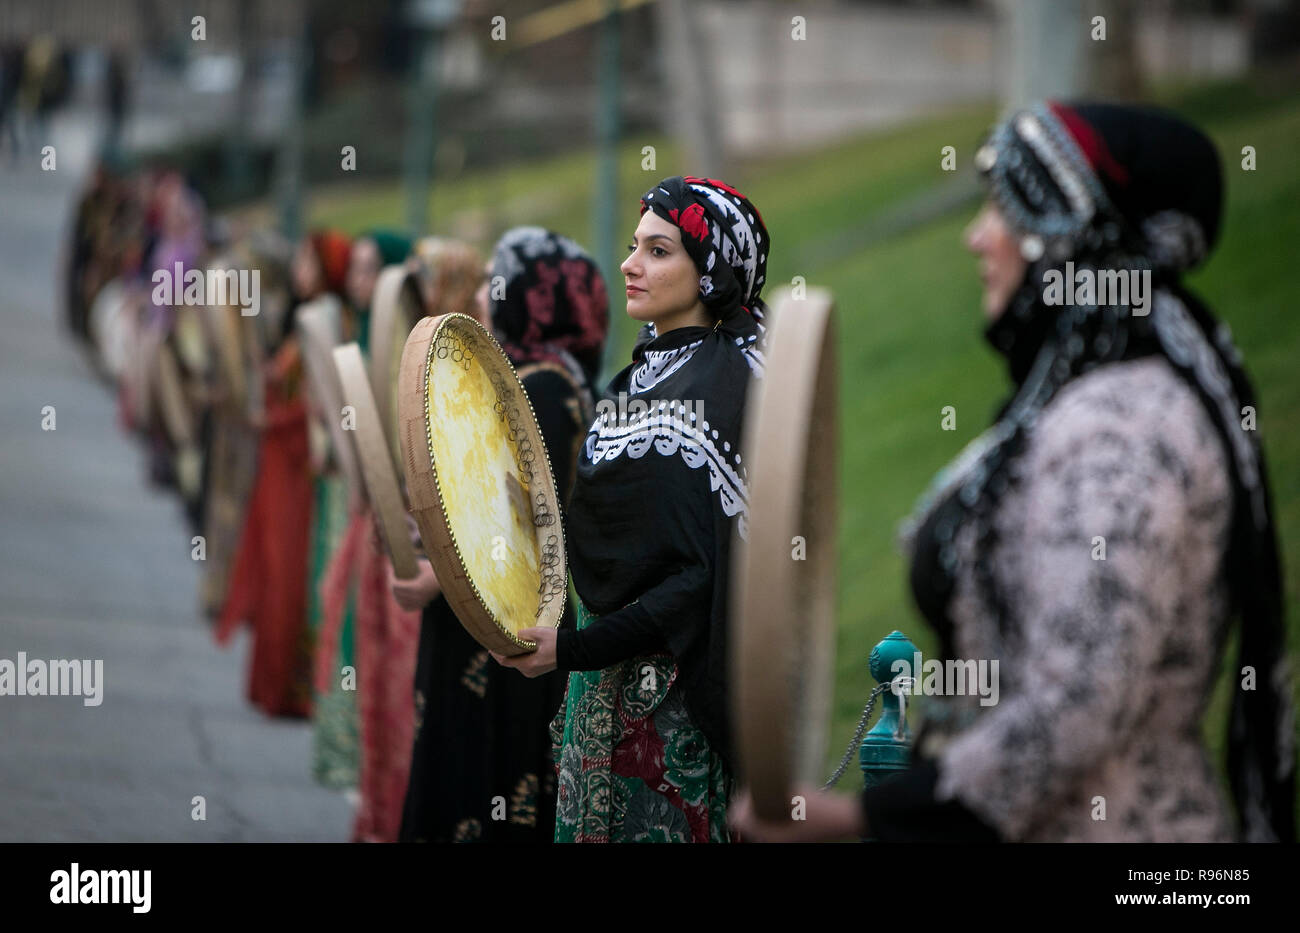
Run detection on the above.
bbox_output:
[397,312,568,656]
[731,286,839,822]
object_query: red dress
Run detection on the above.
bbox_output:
[318,507,421,842]
[216,339,314,718]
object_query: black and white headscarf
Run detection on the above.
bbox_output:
[557,177,773,766]
[904,101,1294,842]
[639,175,770,320]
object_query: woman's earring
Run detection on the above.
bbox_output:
[1020,235,1044,262]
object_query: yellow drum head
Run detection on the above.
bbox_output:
[398,313,566,655]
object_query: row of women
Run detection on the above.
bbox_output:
[68,98,1294,843]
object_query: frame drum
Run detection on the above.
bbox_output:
[397,313,567,655]
[333,341,420,579]
[731,286,839,821]
[88,278,132,382]
[155,340,194,448]
[368,265,426,469]
[297,296,364,494]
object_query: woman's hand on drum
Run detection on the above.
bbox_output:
[728,785,866,843]
[490,627,557,677]
[389,558,441,611]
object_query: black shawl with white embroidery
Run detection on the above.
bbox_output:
[554,176,771,767]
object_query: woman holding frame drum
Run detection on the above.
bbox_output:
[395,227,609,842]
[731,102,1295,843]
[494,176,772,843]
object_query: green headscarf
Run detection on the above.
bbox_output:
[351,230,413,354]
[365,229,412,267]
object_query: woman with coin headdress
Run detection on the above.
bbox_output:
[494,177,772,843]
[732,102,1295,843]
[393,226,608,842]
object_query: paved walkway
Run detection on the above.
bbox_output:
[0,108,352,841]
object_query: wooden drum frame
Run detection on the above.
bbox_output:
[731,286,839,821]
[397,313,568,655]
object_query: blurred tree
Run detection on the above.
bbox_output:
[1088,0,1143,99]
[653,0,724,177]
[999,0,1087,109]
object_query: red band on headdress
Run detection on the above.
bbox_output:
[1048,101,1130,188]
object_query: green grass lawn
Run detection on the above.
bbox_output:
[295,76,1300,820]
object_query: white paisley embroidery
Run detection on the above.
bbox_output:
[628,339,703,395]
[585,409,751,540]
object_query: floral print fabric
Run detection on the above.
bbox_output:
[551,598,734,843]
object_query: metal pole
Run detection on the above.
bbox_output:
[224,0,255,202]
[654,0,723,177]
[860,631,917,788]
[1000,0,1087,112]
[403,0,460,237]
[860,630,917,843]
[275,27,308,241]
[403,28,440,238]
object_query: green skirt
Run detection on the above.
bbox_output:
[308,473,359,789]
[549,597,733,843]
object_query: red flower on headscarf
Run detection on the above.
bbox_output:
[685,175,765,229]
[678,202,710,243]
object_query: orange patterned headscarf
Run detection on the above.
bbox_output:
[407,236,484,318]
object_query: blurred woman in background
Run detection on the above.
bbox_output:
[345,230,411,354]
[198,234,293,623]
[395,227,608,842]
[315,228,421,842]
[731,102,1295,843]
[213,232,352,719]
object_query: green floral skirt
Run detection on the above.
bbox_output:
[308,473,359,789]
[549,597,734,843]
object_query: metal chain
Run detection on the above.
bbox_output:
[892,676,915,741]
[823,682,891,789]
